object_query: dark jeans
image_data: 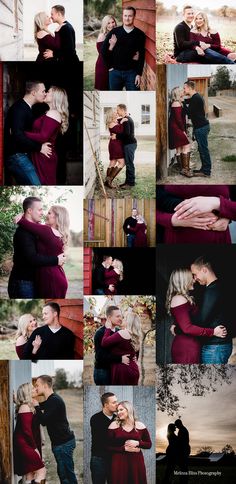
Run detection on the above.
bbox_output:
[193,124,211,175]
[52,437,78,484]
[176,49,199,62]
[109,69,139,91]
[95,289,105,295]
[94,368,110,385]
[90,456,109,484]
[8,275,35,298]
[204,48,235,64]
[127,234,136,247]
[201,342,232,364]
[6,153,41,185]
[124,143,137,185]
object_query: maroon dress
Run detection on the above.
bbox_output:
[129,223,147,247]
[95,41,109,90]
[190,31,232,56]
[18,217,68,298]
[156,185,234,244]
[14,412,43,475]
[36,32,61,62]
[171,302,214,364]
[15,343,26,359]
[101,328,139,384]
[25,114,61,185]
[104,268,120,295]
[108,426,151,484]
[108,124,124,160]
[169,106,188,149]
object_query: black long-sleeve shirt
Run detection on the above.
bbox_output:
[94,326,122,369]
[22,324,75,359]
[57,21,79,62]
[184,94,209,129]
[90,411,115,457]
[10,226,58,281]
[123,216,137,235]
[116,116,136,145]
[35,393,74,446]
[102,26,145,74]
[4,99,41,157]
[93,265,114,292]
[174,21,200,57]
[157,187,183,213]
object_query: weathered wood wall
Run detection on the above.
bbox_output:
[84,199,156,247]
[84,248,93,295]
[156,65,167,180]
[83,386,156,484]
[0,361,11,484]
[84,91,100,198]
[0,0,23,60]
[0,63,3,185]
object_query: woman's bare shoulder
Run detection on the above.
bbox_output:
[46,110,61,122]
[170,294,188,308]
[136,421,146,430]
[97,33,106,42]
[16,335,26,346]
[172,101,181,107]
[37,31,50,39]
[109,421,119,429]
[119,329,131,339]
[18,404,31,413]
[210,29,218,35]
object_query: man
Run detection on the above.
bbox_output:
[111,104,137,188]
[23,302,75,359]
[8,196,65,298]
[94,306,130,385]
[175,419,190,484]
[191,256,232,364]
[102,6,145,91]
[123,208,138,247]
[93,255,115,295]
[90,392,118,484]
[34,375,78,484]
[4,81,52,185]
[43,5,79,63]
[183,80,212,177]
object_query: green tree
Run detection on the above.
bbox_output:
[54,369,69,390]
[222,444,235,455]
[212,66,232,91]
[196,446,214,455]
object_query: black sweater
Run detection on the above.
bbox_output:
[4,99,41,157]
[184,93,209,129]
[90,411,115,457]
[174,21,200,57]
[116,116,136,145]
[57,21,79,62]
[123,216,137,235]
[157,187,183,213]
[94,326,122,369]
[22,324,75,359]
[102,26,145,74]
[35,393,74,446]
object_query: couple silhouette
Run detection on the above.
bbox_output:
[164,419,190,484]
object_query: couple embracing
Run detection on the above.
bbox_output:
[164,419,190,484]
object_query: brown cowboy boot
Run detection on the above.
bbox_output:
[104,167,114,188]
[180,153,193,178]
[109,165,123,183]
[176,154,182,170]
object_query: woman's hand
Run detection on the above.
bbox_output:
[14,213,23,224]
[32,399,39,406]
[174,197,220,219]
[213,325,227,338]
[125,444,140,452]
[171,212,218,230]
[109,34,117,50]
[34,448,41,456]
[125,439,139,447]
[120,117,128,124]
[132,51,139,60]
[105,320,112,329]
[32,335,42,354]
[170,324,176,336]
[208,218,230,232]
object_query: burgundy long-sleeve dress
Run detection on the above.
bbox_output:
[101,328,140,384]
[36,32,61,62]
[190,31,232,56]
[107,426,152,484]
[15,343,26,359]
[95,41,109,90]
[18,217,68,298]
[14,411,43,475]
[129,223,147,247]
[25,114,61,185]
[104,268,120,295]
[171,302,214,364]
[169,106,189,149]
[108,123,124,160]
[157,185,236,244]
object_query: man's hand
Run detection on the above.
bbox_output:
[208,218,230,232]
[43,49,53,59]
[58,253,66,266]
[108,284,115,292]
[110,133,116,140]
[196,46,205,56]
[122,354,130,365]
[14,213,23,224]
[135,75,141,87]
[170,324,177,336]
[41,142,52,158]
[109,34,117,50]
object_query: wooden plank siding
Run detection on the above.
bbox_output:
[0,0,23,60]
[84,199,156,247]
[0,361,11,484]
[84,91,100,198]
[83,248,93,295]
[0,63,3,185]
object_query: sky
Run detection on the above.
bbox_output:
[161,0,236,10]
[156,366,236,454]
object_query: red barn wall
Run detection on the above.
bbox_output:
[84,248,92,295]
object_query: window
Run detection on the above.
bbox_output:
[141,104,150,124]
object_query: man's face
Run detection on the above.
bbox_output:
[104,256,113,268]
[28,201,43,222]
[106,395,118,413]
[191,264,207,285]
[123,9,135,27]
[183,83,191,96]
[51,8,60,23]
[116,106,126,117]
[183,8,194,23]
[35,378,45,396]
[132,209,138,218]
[42,306,56,325]
[109,309,123,328]
[33,83,46,103]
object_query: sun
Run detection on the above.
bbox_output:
[157,426,168,443]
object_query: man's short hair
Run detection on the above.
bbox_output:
[183,5,193,13]
[192,256,213,272]
[184,80,195,90]
[123,6,136,16]
[117,104,127,111]
[25,81,42,95]
[37,375,53,388]
[103,255,112,261]
[52,5,65,15]
[23,196,41,212]
[101,392,115,406]
[106,305,120,318]
[44,302,60,318]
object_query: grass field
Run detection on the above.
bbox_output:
[84,38,96,90]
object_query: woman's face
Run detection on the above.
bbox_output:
[44,15,52,27]
[27,316,37,332]
[45,87,53,104]
[112,111,118,122]
[117,405,128,421]
[107,18,116,31]
[31,386,37,399]
[187,275,194,291]
[46,208,56,226]
[195,14,204,28]
[113,259,119,269]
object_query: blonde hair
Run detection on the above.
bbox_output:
[113,259,123,281]
[170,87,182,104]
[166,268,194,314]
[125,311,141,352]
[51,205,70,248]
[16,314,35,339]
[105,108,115,129]
[100,15,117,35]
[34,12,51,40]
[50,86,69,134]
[15,383,35,416]
[116,401,138,429]
[194,11,211,35]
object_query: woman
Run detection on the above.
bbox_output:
[95,15,117,90]
[15,206,69,298]
[15,314,40,359]
[104,109,128,188]
[166,268,227,363]
[104,258,123,295]
[101,311,141,384]
[127,215,147,247]
[169,87,192,178]
[34,11,61,62]
[163,424,179,484]
[190,12,236,64]
[25,86,69,185]
[157,185,236,244]
[107,401,151,484]
[13,383,46,484]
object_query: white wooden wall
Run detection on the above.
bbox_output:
[84,91,100,198]
[0,0,23,60]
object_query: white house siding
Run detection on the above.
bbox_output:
[0,0,23,60]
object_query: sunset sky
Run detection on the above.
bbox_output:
[161,0,236,10]
[156,366,236,454]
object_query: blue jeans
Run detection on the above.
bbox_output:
[127,234,136,247]
[90,456,110,484]
[94,368,110,385]
[109,69,139,91]
[52,437,78,484]
[201,342,232,364]
[95,289,105,295]
[204,48,235,64]
[6,153,41,185]
[8,276,35,298]
[124,143,137,185]
[194,124,212,175]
